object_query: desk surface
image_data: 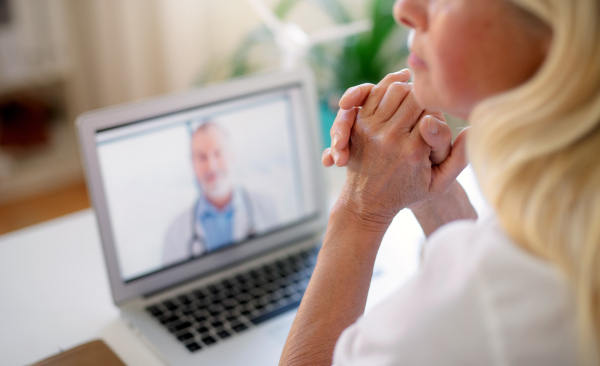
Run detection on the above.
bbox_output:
[0,167,487,366]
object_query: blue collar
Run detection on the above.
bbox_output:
[196,187,247,219]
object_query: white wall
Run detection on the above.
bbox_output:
[0,0,371,117]
[61,0,370,115]
[0,0,70,89]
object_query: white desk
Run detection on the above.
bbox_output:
[0,167,487,366]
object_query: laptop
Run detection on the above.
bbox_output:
[76,68,328,365]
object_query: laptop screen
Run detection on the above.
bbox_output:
[95,86,318,282]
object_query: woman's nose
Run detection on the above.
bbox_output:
[394,0,427,31]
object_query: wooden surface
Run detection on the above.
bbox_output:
[0,180,90,235]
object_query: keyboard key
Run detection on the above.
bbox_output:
[159,315,179,325]
[193,289,206,299]
[232,323,248,333]
[239,293,252,301]
[271,291,283,302]
[194,315,207,323]
[235,274,247,283]
[208,284,220,293]
[185,342,202,352]
[197,325,209,334]
[216,292,228,301]
[169,321,192,333]
[202,336,217,345]
[222,298,238,310]
[146,305,162,317]
[250,288,265,298]
[163,300,178,311]
[211,321,223,328]
[217,330,231,339]
[178,295,192,305]
[250,299,301,325]
[177,332,194,342]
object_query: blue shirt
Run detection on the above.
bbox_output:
[196,194,235,252]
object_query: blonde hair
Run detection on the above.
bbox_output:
[468,0,600,363]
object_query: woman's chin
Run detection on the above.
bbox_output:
[412,80,438,111]
[413,80,470,119]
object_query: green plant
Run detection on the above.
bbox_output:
[313,0,408,94]
[199,0,409,146]
[201,0,407,89]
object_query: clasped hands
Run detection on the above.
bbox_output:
[322,69,469,231]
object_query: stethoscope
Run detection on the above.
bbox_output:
[188,187,256,258]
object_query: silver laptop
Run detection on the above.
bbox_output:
[77,68,328,365]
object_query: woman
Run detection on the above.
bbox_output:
[280,0,600,365]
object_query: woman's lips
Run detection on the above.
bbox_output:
[408,53,427,69]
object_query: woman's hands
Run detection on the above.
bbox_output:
[323,69,413,168]
[325,70,470,231]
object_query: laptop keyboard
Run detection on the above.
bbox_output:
[145,246,319,353]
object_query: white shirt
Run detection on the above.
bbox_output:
[333,216,579,366]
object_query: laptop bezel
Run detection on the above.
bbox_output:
[77,68,328,306]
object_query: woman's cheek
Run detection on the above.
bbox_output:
[433,44,482,115]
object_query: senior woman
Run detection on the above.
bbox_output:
[280,0,600,365]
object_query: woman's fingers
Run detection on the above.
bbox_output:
[322,146,351,167]
[322,148,335,167]
[338,69,411,110]
[374,82,412,121]
[362,70,412,115]
[330,107,359,151]
[327,69,414,169]
[338,83,375,110]
[388,90,424,134]
[333,145,350,167]
[431,127,470,192]
[418,115,453,165]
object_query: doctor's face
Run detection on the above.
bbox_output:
[394,0,551,119]
[191,125,233,200]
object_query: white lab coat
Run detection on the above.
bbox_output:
[162,186,278,266]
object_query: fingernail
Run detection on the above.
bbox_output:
[331,133,340,149]
[396,68,410,75]
[332,151,341,165]
[427,116,439,135]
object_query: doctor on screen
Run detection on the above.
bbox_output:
[163,122,278,266]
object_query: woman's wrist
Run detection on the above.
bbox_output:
[332,189,395,234]
[410,180,477,237]
[324,197,391,256]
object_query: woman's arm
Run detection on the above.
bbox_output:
[279,201,387,366]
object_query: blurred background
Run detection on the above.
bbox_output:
[0,0,462,235]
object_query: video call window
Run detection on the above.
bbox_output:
[96,89,311,281]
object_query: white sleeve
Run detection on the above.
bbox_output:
[332,220,497,366]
